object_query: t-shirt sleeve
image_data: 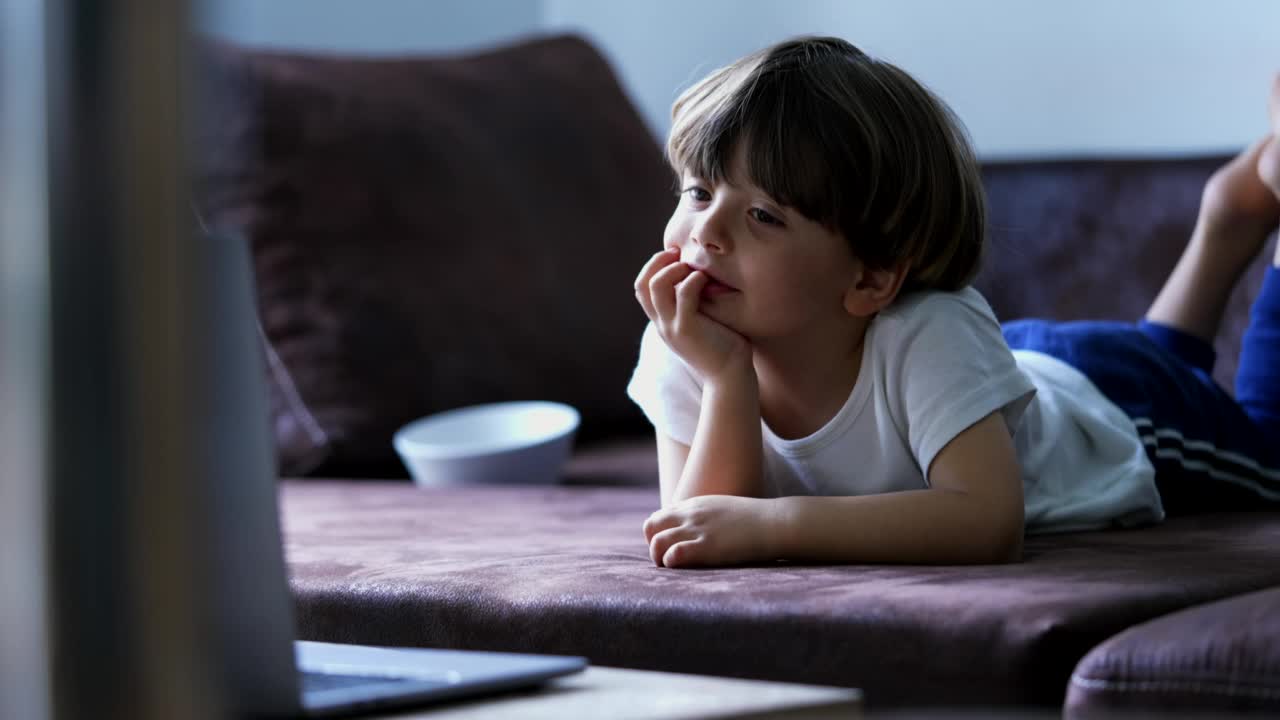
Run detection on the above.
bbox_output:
[883,290,1036,483]
[625,322,702,446]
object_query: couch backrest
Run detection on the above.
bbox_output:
[196,34,1270,478]
[978,156,1271,395]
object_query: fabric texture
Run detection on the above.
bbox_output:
[1137,319,1217,374]
[1009,350,1163,532]
[627,288,1035,498]
[1003,318,1280,514]
[1067,586,1280,715]
[194,34,675,477]
[279,479,1280,709]
[1236,266,1280,440]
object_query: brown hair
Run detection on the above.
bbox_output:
[667,36,986,293]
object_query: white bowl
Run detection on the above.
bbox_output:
[393,401,580,487]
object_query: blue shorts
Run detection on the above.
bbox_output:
[1001,267,1280,515]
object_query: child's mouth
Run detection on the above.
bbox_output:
[700,279,737,299]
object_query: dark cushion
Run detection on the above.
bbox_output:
[1066,586,1280,716]
[278,473,1280,709]
[195,35,674,477]
[978,157,1274,395]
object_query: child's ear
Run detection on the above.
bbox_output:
[843,261,908,317]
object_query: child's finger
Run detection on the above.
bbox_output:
[636,292,657,322]
[633,249,679,320]
[674,271,709,330]
[649,262,691,324]
[635,279,658,322]
[633,248,679,296]
[635,250,676,299]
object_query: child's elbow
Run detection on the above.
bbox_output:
[961,495,1024,564]
[983,474,1026,564]
[964,527,1023,565]
[985,508,1025,564]
[991,529,1024,564]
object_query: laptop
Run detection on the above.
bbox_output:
[19,6,584,714]
[192,222,588,717]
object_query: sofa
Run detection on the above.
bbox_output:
[195,34,1280,715]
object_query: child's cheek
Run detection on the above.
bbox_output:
[662,213,686,254]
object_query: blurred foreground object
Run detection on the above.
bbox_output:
[40,0,219,717]
[1,1,52,719]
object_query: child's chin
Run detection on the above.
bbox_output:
[700,305,741,331]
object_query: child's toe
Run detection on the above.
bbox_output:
[1271,73,1280,132]
[1259,136,1280,198]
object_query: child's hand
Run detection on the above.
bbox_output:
[643,495,778,568]
[634,248,752,385]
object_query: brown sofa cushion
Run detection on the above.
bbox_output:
[978,156,1274,395]
[278,472,1280,709]
[1066,586,1280,716]
[195,35,674,477]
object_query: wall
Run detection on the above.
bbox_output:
[198,0,544,54]
[545,0,1280,158]
[199,0,1279,158]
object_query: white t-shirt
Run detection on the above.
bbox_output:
[626,287,1165,534]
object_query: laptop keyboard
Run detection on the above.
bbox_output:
[300,670,443,694]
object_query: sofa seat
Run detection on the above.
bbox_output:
[1066,585,1280,716]
[278,469,1280,709]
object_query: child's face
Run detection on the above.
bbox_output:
[663,145,862,342]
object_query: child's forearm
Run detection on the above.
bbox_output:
[670,366,764,505]
[770,489,1024,565]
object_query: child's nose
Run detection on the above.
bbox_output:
[691,212,731,254]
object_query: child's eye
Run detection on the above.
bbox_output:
[681,186,711,203]
[749,207,784,227]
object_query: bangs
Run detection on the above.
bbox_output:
[667,56,870,233]
[665,37,985,291]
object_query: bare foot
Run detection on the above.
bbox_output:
[1262,73,1280,198]
[1261,138,1280,197]
[1198,135,1280,271]
[1271,72,1280,135]
[1145,79,1280,337]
